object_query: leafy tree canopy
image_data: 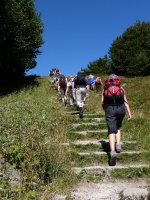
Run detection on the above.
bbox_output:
[86,55,112,75]
[0,0,43,80]
[109,21,150,76]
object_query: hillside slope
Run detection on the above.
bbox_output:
[0,75,150,199]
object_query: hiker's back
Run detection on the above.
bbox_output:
[103,76,124,106]
[88,77,95,85]
[59,75,67,88]
[74,72,87,87]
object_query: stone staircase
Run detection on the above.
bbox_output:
[66,110,150,199]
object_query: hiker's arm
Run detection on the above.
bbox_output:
[123,89,132,121]
[57,81,60,91]
[72,81,75,98]
[101,89,104,108]
[65,79,68,96]
[56,79,59,86]
[65,88,68,96]
[85,77,89,97]
[86,84,89,97]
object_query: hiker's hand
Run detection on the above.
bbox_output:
[86,93,89,97]
[128,113,132,121]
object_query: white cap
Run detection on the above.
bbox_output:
[109,74,118,78]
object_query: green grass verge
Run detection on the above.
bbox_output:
[0,77,77,199]
[111,167,150,179]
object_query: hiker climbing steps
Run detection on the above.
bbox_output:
[49,73,150,199]
[50,80,149,178]
[65,110,149,178]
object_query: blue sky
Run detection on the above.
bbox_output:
[27,0,150,76]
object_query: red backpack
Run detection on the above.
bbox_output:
[95,78,102,85]
[103,77,124,105]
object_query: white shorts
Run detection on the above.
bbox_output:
[75,87,86,107]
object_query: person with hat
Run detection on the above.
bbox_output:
[101,74,132,166]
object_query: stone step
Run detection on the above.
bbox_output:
[72,122,106,127]
[61,140,136,147]
[77,150,148,156]
[73,164,149,176]
[71,179,149,200]
[70,140,138,152]
[82,117,105,120]
[73,140,136,145]
[71,150,149,167]
[83,117,105,120]
[65,111,96,116]
[72,130,107,135]
[74,113,105,118]
[62,141,138,154]
[72,123,107,131]
[83,113,103,116]
[74,117,105,123]
[65,111,100,114]
[54,179,149,199]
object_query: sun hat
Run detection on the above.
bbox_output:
[109,74,119,79]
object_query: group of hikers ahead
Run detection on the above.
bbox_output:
[49,68,103,118]
[49,68,132,166]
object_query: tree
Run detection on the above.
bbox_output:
[109,21,150,76]
[0,0,43,79]
[86,55,112,75]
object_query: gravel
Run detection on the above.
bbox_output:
[70,179,149,200]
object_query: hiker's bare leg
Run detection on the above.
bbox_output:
[62,97,65,103]
[108,133,116,151]
[76,88,82,108]
[115,129,122,152]
[115,129,121,144]
[109,133,117,166]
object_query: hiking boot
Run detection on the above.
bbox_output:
[109,151,117,166]
[79,107,84,118]
[115,143,122,153]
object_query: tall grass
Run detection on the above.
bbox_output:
[0,77,75,199]
[120,76,150,151]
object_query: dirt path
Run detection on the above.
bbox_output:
[71,179,148,200]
